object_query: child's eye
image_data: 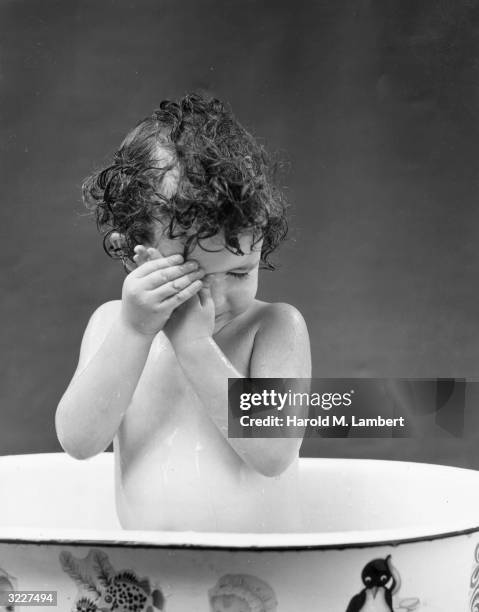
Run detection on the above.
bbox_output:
[228,272,250,280]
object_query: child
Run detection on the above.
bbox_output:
[55,93,311,532]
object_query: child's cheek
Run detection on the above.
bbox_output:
[231,278,258,311]
[209,274,258,315]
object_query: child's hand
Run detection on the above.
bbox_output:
[163,283,216,352]
[119,245,205,337]
[137,246,215,350]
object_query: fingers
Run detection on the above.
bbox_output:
[137,246,163,261]
[132,245,150,268]
[151,268,205,299]
[131,244,206,305]
[132,244,186,277]
[134,244,164,259]
[198,284,212,307]
[132,253,185,277]
[142,260,202,289]
[162,279,204,310]
[146,246,163,259]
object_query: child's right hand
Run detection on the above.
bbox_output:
[119,246,205,337]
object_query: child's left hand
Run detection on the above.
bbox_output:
[164,285,215,352]
[135,246,215,352]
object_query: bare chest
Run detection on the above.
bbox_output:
[116,324,256,462]
[113,316,303,531]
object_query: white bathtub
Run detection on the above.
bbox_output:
[0,452,478,611]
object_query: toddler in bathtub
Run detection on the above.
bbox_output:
[55,93,311,532]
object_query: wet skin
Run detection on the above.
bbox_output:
[58,231,311,531]
[113,233,307,530]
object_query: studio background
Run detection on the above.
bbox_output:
[2,0,479,466]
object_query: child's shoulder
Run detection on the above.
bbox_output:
[78,300,122,362]
[252,300,308,333]
[91,299,122,321]
[85,300,122,335]
[248,301,311,378]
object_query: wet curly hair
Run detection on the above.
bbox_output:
[82,93,288,270]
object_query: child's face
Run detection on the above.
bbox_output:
[152,227,262,325]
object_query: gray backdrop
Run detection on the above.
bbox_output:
[2,0,479,466]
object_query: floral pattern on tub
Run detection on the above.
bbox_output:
[0,567,17,612]
[59,549,164,612]
[208,574,278,612]
[470,542,479,611]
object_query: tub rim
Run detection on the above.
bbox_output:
[1,453,479,550]
[0,524,479,551]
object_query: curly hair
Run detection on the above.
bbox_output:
[82,93,288,269]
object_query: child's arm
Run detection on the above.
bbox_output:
[164,280,311,477]
[177,305,310,476]
[55,252,204,459]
